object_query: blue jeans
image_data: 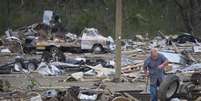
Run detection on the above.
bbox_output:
[149,74,164,101]
[150,84,158,101]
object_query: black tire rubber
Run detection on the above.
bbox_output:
[26,59,39,72]
[92,45,103,54]
[50,46,59,54]
[49,46,66,62]
[158,75,180,101]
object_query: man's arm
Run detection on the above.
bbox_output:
[159,54,169,69]
[159,60,168,69]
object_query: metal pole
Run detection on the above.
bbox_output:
[115,0,122,81]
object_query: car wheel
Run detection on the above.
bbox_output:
[158,75,180,101]
[92,45,103,54]
[27,63,36,72]
[27,61,38,73]
[50,46,59,55]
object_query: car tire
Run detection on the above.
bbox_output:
[26,59,38,72]
[92,45,103,54]
[50,46,59,55]
[158,75,180,101]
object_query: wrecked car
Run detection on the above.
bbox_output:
[158,73,201,101]
[2,23,40,54]
[173,33,201,44]
[0,56,39,74]
[36,28,114,54]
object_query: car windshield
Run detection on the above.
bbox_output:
[87,32,96,37]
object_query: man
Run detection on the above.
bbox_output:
[144,48,168,101]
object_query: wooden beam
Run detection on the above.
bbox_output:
[115,0,122,81]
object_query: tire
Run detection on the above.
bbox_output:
[158,75,180,101]
[50,46,59,55]
[92,45,103,54]
[50,46,66,62]
[26,59,38,72]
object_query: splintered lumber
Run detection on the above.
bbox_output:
[122,63,143,73]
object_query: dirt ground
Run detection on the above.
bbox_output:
[0,73,146,92]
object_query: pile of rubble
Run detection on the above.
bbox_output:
[1,27,201,83]
[1,10,201,101]
[1,31,201,93]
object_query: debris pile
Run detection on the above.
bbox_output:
[1,10,201,101]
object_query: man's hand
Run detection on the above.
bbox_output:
[158,64,164,69]
[159,60,169,69]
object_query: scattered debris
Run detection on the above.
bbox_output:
[36,62,63,76]
[1,16,201,101]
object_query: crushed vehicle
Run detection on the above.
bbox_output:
[2,10,114,54]
[2,24,39,54]
[2,26,114,54]
[36,28,114,54]
[158,73,201,101]
[172,33,201,44]
[0,56,39,74]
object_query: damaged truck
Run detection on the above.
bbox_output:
[2,10,114,54]
[2,27,114,54]
[158,73,201,101]
[35,28,114,54]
